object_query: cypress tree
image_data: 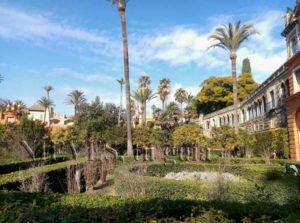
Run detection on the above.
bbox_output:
[242,58,251,74]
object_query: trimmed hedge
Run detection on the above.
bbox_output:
[0,156,69,175]
[146,163,286,181]
[1,192,300,222]
[0,158,86,186]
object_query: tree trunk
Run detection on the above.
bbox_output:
[141,104,146,128]
[162,99,165,112]
[180,102,183,123]
[119,8,133,155]
[231,52,239,134]
[118,84,123,127]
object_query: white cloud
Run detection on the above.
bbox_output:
[129,10,287,82]
[0,4,288,84]
[0,5,110,44]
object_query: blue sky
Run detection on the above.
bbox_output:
[0,0,296,115]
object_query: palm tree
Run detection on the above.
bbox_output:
[44,86,54,99]
[132,88,156,128]
[208,21,257,133]
[139,75,151,89]
[111,0,133,155]
[175,88,187,123]
[38,97,54,126]
[117,78,124,127]
[185,93,194,105]
[158,78,171,111]
[66,90,86,117]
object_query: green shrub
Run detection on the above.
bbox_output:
[1,191,300,222]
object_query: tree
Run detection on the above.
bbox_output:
[242,58,251,74]
[117,78,124,127]
[66,90,86,117]
[173,124,205,148]
[38,97,54,126]
[132,88,156,128]
[175,88,187,122]
[197,71,258,114]
[210,126,237,151]
[18,117,49,160]
[185,92,194,105]
[44,85,53,99]
[111,0,133,155]
[139,75,151,89]
[209,21,257,133]
[238,73,258,101]
[198,76,233,114]
[133,127,163,148]
[157,78,171,111]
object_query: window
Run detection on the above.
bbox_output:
[295,69,300,93]
[270,91,275,109]
[290,32,299,56]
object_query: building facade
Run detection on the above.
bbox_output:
[200,1,300,161]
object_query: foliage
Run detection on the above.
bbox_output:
[0,156,68,175]
[66,90,87,116]
[210,126,237,150]
[133,128,163,147]
[197,74,258,114]
[0,158,86,186]
[237,130,256,158]
[2,191,300,223]
[103,126,127,154]
[157,78,171,111]
[242,58,251,74]
[208,21,257,53]
[251,128,289,159]
[238,73,259,101]
[75,98,118,141]
[173,124,205,147]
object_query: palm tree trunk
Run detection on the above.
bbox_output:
[144,103,147,127]
[180,103,183,123]
[162,99,165,112]
[43,108,46,124]
[231,52,239,134]
[118,84,122,127]
[141,104,146,128]
[119,8,133,155]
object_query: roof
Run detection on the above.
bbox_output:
[28,104,45,111]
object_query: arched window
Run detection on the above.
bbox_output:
[285,79,290,97]
[281,83,286,99]
[270,90,275,109]
[262,96,266,113]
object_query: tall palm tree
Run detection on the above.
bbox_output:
[175,88,187,123]
[66,90,86,117]
[38,97,54,126]
[44,85,54,99]
[208,21,257,133]
[185,93,194,105]
[117,78,124,127]
[132,88,156,128]
[111,0,132,155]
[139,75,151,89]
[158,78,171,111]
